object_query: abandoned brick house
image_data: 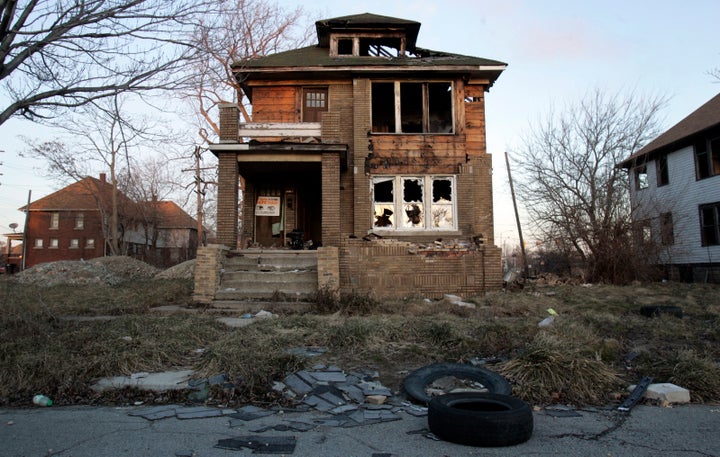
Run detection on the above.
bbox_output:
[15,174,203,270]
[194,13,507,302]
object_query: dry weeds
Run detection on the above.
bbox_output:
[1,271,719,407]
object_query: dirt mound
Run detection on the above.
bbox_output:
[155,259,195,280]
[14,256,161,287]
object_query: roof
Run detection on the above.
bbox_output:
[147,201,199,230]
[20,176,129,212]
[619,92,720,168]
[234,13,506,85]
[315,13,421,48]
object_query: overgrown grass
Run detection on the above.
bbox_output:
[1,278,719,407]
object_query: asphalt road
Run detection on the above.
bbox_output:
[2,403,719,456]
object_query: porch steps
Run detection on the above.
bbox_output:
[213,250,318,302]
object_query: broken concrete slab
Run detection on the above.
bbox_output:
[128,405,180,421]
[215,436,296,454]
[92,370,194,392]
[175,406,226,420]
[283,373,313,395]
[228,405,276,422]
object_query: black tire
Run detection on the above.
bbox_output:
[403,363,512,405]
[428,393,533,447]
[639,305,683,318]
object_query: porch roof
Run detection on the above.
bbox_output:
[209,142,348,176]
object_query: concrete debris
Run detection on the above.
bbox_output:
[215,436,296,454]
[630,382,691,405]
[93,370,195,392]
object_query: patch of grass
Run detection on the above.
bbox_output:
[500,332,622,405]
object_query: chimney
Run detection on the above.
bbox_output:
[218,103,240,143]
[99,173,106,182]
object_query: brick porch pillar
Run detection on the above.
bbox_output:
[216,103,240,249]
[322,152,341,247]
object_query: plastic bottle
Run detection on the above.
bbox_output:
[32,395,53,406]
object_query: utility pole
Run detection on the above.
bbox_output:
[505,151,529,279]
[194,146,204,246]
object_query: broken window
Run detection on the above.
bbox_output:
[700,202,720,246]
[372,176,456,230]
[635,165,648,190]
[337,38,353,55]
[402,178,424,228]
[373,178,395,228]
[431,178,454,228]
[695,137,720,180]
[332,35,404,57]
[372,82,454,134]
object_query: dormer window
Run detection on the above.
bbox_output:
[330,34,405,57]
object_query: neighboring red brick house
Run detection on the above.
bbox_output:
[18,175,202,269]
[194,13,507,302]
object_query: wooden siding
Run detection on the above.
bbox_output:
[251,86,299,123]
[367,134,467,174]
[631,144,720,264]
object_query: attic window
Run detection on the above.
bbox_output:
[331,34,405,57]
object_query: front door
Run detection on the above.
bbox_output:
[254,189,283,247]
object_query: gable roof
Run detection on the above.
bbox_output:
[619,92,720,168]
[20,176,129,212]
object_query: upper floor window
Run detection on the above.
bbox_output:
[634,165,648,190]
[303,88,328,122]
[50,212,59,230]
[372,82,454,134]
[700,202,720,246]
[660,212,674,245]
[372,175,456,231]
[656,155,669,186]
[75,213,84,229]
[695,137,720,180]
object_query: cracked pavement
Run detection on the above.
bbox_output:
[2,404,719,456]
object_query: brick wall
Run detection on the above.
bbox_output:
[317,246,340,295]
[339,238,502,299]
[322,153,341,247]
[193,244,228,303]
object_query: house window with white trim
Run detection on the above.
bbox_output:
[49,238,59,249]
[34,239,43,248]
[50,212,59,229]
[372,176,456,230]
[75,213,84,229]
[69,239,79,249]
[85,238,95,249]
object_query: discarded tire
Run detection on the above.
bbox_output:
[428,393,533,447]
[403,363,512,404]
[639,305,683,318]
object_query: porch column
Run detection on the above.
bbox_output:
[216,152,239,248]
[322,152,341,247]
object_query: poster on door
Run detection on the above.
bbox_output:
[256,196,281,216]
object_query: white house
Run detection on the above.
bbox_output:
[619,93,720,282]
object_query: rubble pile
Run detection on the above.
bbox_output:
[14,256,161,286]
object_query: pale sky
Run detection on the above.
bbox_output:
[1,0,719,248]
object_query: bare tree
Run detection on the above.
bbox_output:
[0,0,219,125]
[186,0,311,142]
[24,94,168,254]
[516,89,668,283]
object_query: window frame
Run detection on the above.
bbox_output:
[69,238,79,249]
[699,202,720,247]
[50,212,59,230]
[660,212,674,246]
[85,238,95,249]
[695,137,720,180]
[371,175,457,232]
[634,165,649,190]
[49,238,59,249]
[656,155,669,187]
[74,213,84,230]
[371,81,455,135]
[34,239,43,249]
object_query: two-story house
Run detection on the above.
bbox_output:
[619,92,720,282]
[19,174,203,269]
[194,13,507,302]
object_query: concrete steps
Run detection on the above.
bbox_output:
[214,250,318,302]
